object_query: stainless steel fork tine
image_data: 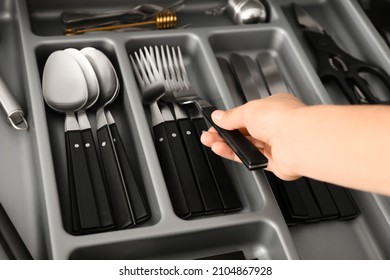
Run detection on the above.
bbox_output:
[171,46,183,88]
[165,45,178,84]
[155,45,172,92]
[160,45,168,79]
[140,48,156,84]
[143,47,162,83]
[160,45,175,92]
[130,55,145,88]
[177,47,191,89]
[134,52,150,86]
[154,46,163,77]
[148,46,155,62]
[148,46,157,75]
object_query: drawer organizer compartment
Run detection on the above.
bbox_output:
[127,37,246,219]
[1,0,390,259]
[36,42,155,235]
[209,29,361,225]
[27,0,270,36]
[69,221,286,260]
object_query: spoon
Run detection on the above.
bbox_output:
[64,48,114,230]
[42,50,100,233]
[206,0,268,24]
[82,47,150,225]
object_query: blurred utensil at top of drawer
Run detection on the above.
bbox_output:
[206,0,269,24]
[0,75,28,131]
[64,11,177,35]
[61,0,184,24]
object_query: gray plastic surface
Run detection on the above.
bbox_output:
[0,0,388,259]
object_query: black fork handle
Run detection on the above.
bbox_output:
[199,104,268,170]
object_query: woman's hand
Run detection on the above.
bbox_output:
[201,93,306,180]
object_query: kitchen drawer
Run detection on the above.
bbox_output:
[0,0,389,259]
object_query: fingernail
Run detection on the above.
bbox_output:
[212,110,225,120]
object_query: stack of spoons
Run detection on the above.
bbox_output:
[42,47,150,235]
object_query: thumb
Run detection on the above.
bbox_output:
[211,104,248,131]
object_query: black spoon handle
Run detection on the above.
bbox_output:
[80,128,114,229]
[66,129,101,231]
[109,123,150,223]
[97,125,135,229]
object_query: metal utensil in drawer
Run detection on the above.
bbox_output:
[151,45,268,171]
[0,75,28,131]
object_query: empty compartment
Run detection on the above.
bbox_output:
[35,41,159,235]
[126,34,266,219]
[69,221,287,259]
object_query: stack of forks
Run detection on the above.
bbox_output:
[131,45,243,218]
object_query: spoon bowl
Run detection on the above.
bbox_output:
[42,51,88,113]
[64,48,100,109]
[227,0,268,24]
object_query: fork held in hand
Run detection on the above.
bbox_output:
[155,45,268,170]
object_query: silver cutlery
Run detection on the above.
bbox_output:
[42,51,100,232]
[256,52,290,94]
[153,45,268,170]
[83,48,150,225]
[130,49,202,218]
[150,45,224,214]
[216,56,246,106]
[81,47,135,229]
[64,48,114,230]
[206,0,268,25]
[230,53,269,100]
[0,75,28,131]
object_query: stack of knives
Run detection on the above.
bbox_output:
[151,103,243,219]
[217,52,360,225]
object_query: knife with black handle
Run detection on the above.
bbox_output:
[96,109,135,229]
[216,56,246,106]
[106,111,150,224]
[307,179,339,219]
[327,183,360,220]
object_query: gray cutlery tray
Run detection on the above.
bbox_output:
[1,0,390,259]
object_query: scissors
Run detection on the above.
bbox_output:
[293,4,390,104]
